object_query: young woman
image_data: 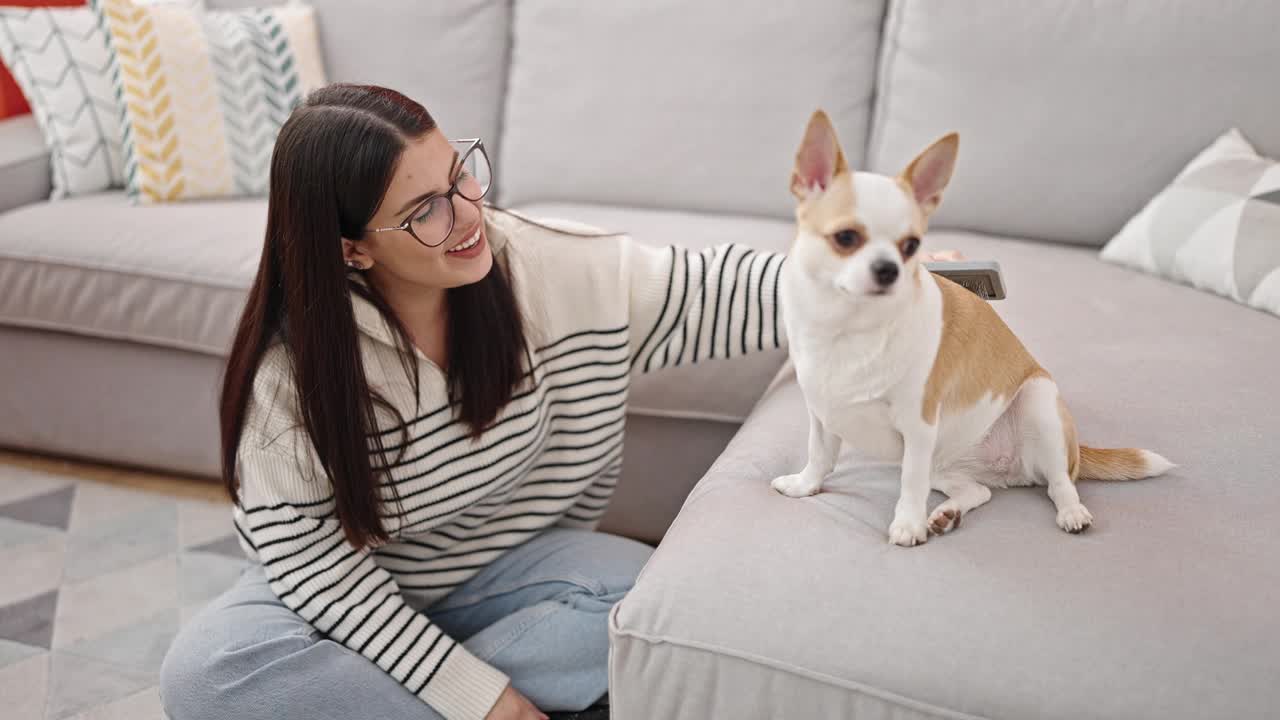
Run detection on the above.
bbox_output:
[159,84,954,720]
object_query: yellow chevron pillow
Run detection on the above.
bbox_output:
[96,0,326,202]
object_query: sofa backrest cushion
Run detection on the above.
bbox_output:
[207,0,511,160]
[498,0,886,218]
[867,0,1280,246]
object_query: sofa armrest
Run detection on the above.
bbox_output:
[0,115,51,214]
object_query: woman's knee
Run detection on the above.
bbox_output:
[160,594,319,720]
[159,619,220,720]
[573,531,654,601]
[608,532,654,578]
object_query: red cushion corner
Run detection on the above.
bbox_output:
[0,0,89,119]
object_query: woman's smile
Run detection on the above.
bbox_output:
[444,224,485,259]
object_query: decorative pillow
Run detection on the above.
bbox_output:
[1101,129,1280,318]
[0,0,195,198]
[96,0,326,203]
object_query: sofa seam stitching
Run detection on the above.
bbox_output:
[0,253,250,290]
[625,405,745,425]
[0,317,225,356]
[610,621,991,720]
[868,0,907,172]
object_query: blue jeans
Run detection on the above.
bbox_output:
[160,528,653,719]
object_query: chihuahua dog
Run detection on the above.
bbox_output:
[771,110,1173,546]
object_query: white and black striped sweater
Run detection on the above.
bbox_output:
[233,211,786,720]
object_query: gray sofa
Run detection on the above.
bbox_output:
[2,1,1278,718]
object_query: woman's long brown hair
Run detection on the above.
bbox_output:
[220,84,527,549]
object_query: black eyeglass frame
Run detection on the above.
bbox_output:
[366,138,491,248]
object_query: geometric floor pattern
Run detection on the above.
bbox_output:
[0,463,247,719]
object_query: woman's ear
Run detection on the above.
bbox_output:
[342,238,374,271]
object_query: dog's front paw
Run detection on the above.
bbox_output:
[888,515,929,547]
[771,473,821,498]
[1056,504,1093,533]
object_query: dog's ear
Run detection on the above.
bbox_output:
[791,110,848,199]
[900,133,959,217]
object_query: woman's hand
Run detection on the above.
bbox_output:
[923,249,964,262]
[485,685,548,720]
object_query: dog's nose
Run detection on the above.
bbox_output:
[871,260,899,287]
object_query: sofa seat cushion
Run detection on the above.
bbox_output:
[610,230,1280,720]
[0,192,264,355]
[515,202,794,424]
[0,195,795,425]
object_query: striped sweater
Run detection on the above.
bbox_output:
[233,210,786,720]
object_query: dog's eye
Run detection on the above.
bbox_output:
[901,236,921,258]
[832,229,862,249]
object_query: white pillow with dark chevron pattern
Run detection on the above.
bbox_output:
[97,0,326,203]
[0,0,199,199]
[1102,129,1280,318]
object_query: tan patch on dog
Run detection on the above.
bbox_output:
[797,174,857,229]
[1078,447,1150,481]
[922,275,1047,425]
[794,173,865,259]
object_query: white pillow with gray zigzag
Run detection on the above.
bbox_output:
[0,0,199,199]
[1101,128,1280,318]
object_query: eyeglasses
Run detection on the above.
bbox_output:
[368,138,493,248]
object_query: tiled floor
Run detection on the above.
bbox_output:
[0,452,611,720]
[0,452,245,720]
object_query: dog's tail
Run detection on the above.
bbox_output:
[1078,446,1175,481]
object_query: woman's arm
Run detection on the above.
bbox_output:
[626,239,786,373]
[236,448,509,720]
[623,236,964,373]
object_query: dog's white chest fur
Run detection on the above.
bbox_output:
[791,338,904,462]
[782,263,940,463]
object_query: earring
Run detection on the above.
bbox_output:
[345,260,363,271]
